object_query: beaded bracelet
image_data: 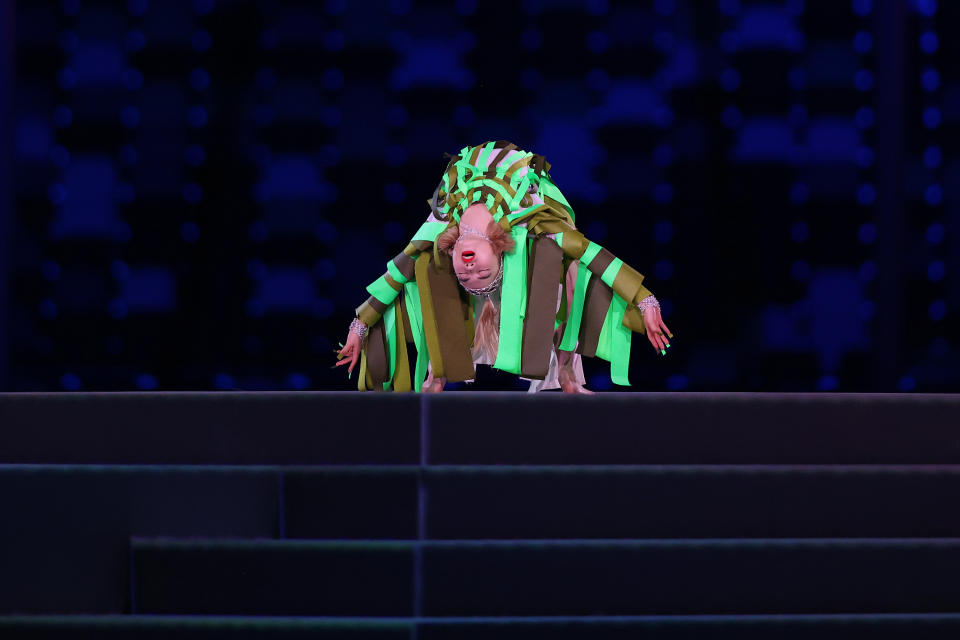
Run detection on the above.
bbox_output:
[637,295,660,315]
[349,317,368,340]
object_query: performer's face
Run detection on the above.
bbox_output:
[453,233,498,289]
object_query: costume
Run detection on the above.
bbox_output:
[353,140,655,392]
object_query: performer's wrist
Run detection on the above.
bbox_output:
[349,317,368,340]
[638,295,659,314]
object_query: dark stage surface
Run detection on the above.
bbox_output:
[2,391,960,638]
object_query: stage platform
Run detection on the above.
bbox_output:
[1,392,959,638]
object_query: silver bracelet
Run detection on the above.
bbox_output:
[349,317,368,340]
[638,295,659,315]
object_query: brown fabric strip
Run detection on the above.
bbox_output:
[425,251,475,382]
[415,253,445,378]
[586,248,616,278]
[578,276,613,358]
[393,295,412,391]
[521,237,564,379]
[393,252,417,281]
[411,240,433,252]
[356,297,385,327]
[365,320,389,390]
[401,292,415,343]
[488,142,518,172]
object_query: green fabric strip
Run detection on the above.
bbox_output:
[412,221,448,242]
[387,260,409,285]
[580,242,602,267]
[600,257,623,288]
[493,226,531,374]
[403,282,429,392]
[382,303,397,390]
[366,274,399,306]
[476,140,496,171]
[555,232,564,249]
[596,293,632,386]
[559,262,591,351]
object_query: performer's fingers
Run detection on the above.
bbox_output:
[659,319,674,339]
[335,358,351,367]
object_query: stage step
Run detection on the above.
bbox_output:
[424,464,960,539]
[130,539,413,616]
[3,392,960,465]
[6,614,960,640]
[131,537,960,617]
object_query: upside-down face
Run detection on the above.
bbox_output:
[452,231,499,290]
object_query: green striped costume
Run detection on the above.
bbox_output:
[354,140,654,391]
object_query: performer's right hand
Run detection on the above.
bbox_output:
[336,331,362,375]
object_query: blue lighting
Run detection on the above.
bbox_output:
[115,182,135,205]
[323,31,345,52]
[50,145,70,168]
[61,373,83,391]
[790,260,811,281]
[384,182,406,204]
[108,299,128,319]
[453,105,475,127]
[816,375,839,391]
[666,374,689,391]
[586,0,608,15]
[857,183,876,205]
[923,145,942,168]
[852,0,872,16]
[586,30,607,54]
[456,0,478,15]
[853,69,873,91]
[790,220,810,243]
[312,298,334,318]
[898,376,916,392]
[287,373,311,390]
[788,104,807,126]
[248,221,268,243]
[122,68,143,90]
[718,0,740,17]
[853,31,873,53]
[859,260,877,282]
[720,68,741,92]
[857,222,877,244]
[124,29,146,52]
[315,220,338,244]
[787,67,806,91]
[322,68,344,91]
[40,299,59,319]
[921,68,940,92]
[926,222,945,245]
[653,220,674,244]
[653,183,674,205]
[192,29,213,53]
[520,68,541,91]
[182,182,204,204]
[915,0,937,17]
[920,31,939,54]
[111,260,130,281]
[189,68,211,91]
[135,373,159,390]
[789,182,810,205]
[181,221,200,244]
[127,0,148,16]
[121,105,140,128]
[313,259,336,280]
[60,30,79,53]
[720,31,740,53]
[188,106,208,128]
[654,0,676,16]
[321,106,341,127]
[927,260,946,282]
[53,105,73,128]
[386,144,408,166]
[928,299,946,322]
[653,144,674,167]
[585,221,608,242]
[587,69,611,92]
[58,68,76,90]
[213,373,236,390]
[42,260,62,282]
[48,183,67,205]
[721,105,742,128]
[924,183,943,206]
[859,300,876,320]
[387,105,409,127]
[185,144,206,166]
[856,146,875,168]
[922,106,941,129]
[655,259,675,280]
[194,0,214,15]
[383,221,405,243]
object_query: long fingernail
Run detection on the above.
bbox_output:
[661,349,666,356]
[668,333,674,338]
[666,343,671,348]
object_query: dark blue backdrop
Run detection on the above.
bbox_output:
[1,0,956,392]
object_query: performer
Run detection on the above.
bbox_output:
[336,140,673,393]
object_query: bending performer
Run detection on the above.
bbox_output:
[336,140,673,393]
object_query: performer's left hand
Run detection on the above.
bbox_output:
[643,306,673,355]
